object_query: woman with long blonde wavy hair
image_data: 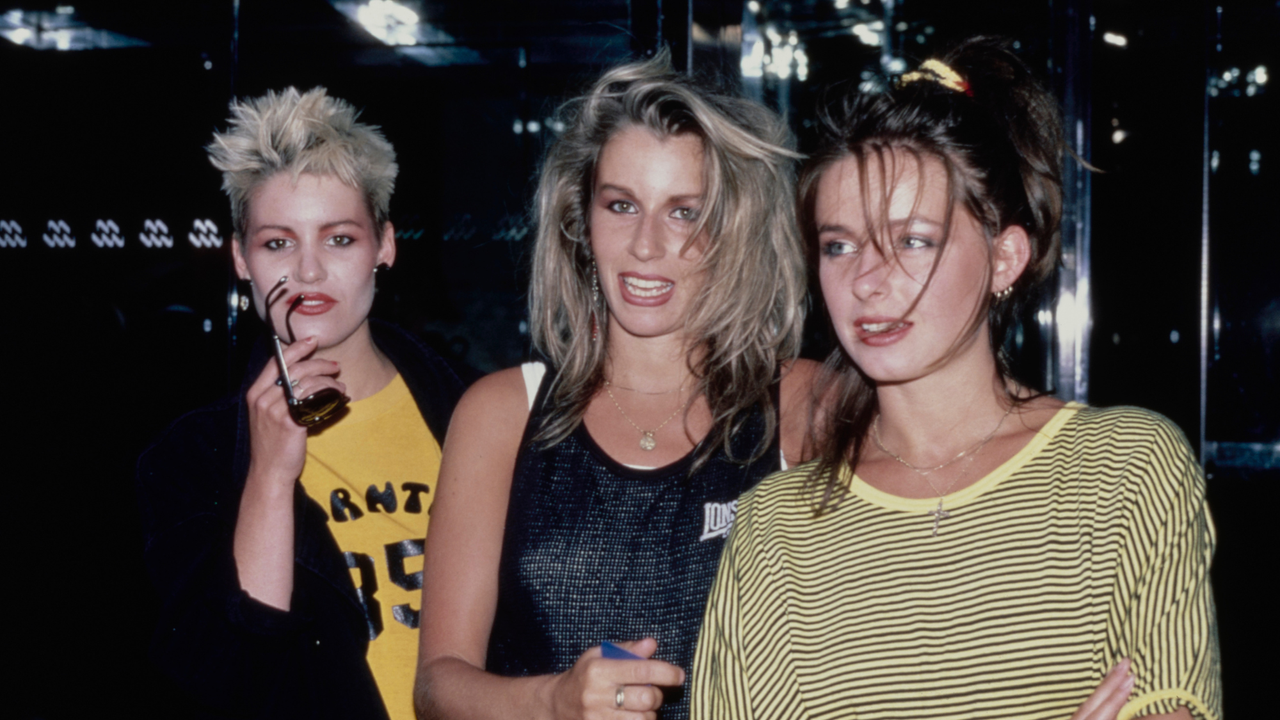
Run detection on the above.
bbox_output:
[414,52,816,720]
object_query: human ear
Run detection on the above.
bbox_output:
[231,236,251,281]
[991,225,1031,294]
[377,222,397,269]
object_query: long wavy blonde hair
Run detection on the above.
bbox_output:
[528,52,806,466]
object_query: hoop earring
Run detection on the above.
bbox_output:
[994,285,1013,301]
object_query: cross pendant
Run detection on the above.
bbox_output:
[928,500,951,537]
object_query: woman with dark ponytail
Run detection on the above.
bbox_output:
[692,37,1220,720]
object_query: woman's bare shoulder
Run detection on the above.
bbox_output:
[459,365,530,408]
[446,366,534,456]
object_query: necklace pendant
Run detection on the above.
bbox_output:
[639,432,656,451]
[927,499,951,537]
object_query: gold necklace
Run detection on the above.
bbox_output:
[871,403,1014,536]
[607,382,683,395]
[604,381,688,451]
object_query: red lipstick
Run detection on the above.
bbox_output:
[617,272,676,307]
[285,292,338,316]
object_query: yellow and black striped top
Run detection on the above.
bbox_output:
[692,405,1220,720]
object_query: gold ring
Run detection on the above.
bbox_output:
[615,686,625,708]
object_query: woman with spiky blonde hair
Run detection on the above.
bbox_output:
[139,87,466,720]
[415,53,816,720]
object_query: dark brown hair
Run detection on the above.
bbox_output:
[801,36,1068,512]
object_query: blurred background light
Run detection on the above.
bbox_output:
[742,38,765,77]
[1,6,146,50]
[852,22,882,46]
[355,0,420,46]
[769,44,793,79]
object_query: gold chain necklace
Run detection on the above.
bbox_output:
[604,381,689,451]
[607,382,682,395]
[871,403,1014,536]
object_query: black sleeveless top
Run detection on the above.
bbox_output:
[486,368,781,720]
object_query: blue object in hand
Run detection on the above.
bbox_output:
[601,641,643,660]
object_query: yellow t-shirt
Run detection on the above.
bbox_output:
[299,373,442,720]
[693,405,1221,720]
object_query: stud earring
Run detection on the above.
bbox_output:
[238,278,253,311]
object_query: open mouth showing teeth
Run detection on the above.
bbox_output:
[623,277,674,297]
[860,321,905,333]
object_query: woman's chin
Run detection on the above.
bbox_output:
[608,315,688,341]
[851,359,928,387]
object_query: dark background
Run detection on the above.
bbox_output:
[2,1,1273,717]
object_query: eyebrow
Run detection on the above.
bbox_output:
[252,219,365,234]
[597,184,703,203]
[816,217,944,235]
[596,183,634,196]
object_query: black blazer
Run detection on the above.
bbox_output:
[137,321,467,719]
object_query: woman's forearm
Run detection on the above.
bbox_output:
[415,656,553,720]
[232,465,296,610]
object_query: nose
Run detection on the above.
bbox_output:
[628,214,666,262]
[294,243,327,285]
[851,249,892,301]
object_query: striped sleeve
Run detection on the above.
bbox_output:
[692,503,753,718]
[1112,415,1221,720]
[693,488,806,720]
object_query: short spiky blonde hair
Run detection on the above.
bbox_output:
[207,86,398,240]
